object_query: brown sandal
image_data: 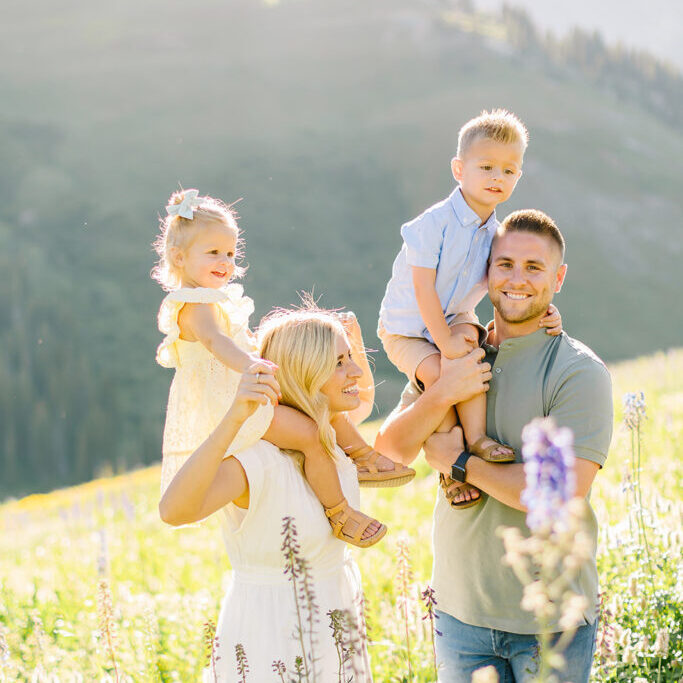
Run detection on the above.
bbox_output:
[346,445,416,488]
[324,498,387,548]
[469,436,516,463]
[439,473,482,509]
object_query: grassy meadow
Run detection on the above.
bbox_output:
[1,349,681,681]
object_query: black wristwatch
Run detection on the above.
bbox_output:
[451,451,473,483]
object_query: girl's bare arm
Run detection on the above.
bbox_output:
[179,302,258,373]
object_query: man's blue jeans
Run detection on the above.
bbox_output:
[434,610,598,683]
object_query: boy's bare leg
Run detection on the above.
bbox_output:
[457,393,513,459]
[416,354,457,434]
[416,353,478,505]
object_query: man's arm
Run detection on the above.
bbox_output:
[422,429,599,511]
[422,359,613,510]
[374,348,492,465]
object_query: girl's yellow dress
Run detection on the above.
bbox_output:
[156,284,273,495]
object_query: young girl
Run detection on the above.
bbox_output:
[153,189,414,547]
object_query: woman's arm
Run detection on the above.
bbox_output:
[337,312,374,424]
[179,302,262,373]
[159,370,280,526]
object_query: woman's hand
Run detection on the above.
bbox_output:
[336,311,361,342]
[228,365,281,424]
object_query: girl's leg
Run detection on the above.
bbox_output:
[302,446,383,542]
[265,405,384,544]
[331,413,398,472]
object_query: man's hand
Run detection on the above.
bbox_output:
[434,348,492,407]
[423,426,465,476]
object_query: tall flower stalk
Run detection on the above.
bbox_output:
[203,619,220,683]
[235,643,249,682]
[623,392,653,573]
[395,537,414,678]
[281,516,319,682]
[96,528,119,683]
[421,586,440,679]
[499,417,592,683]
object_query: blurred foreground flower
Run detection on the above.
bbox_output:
[499,419,592,683]
[521,418,575,532]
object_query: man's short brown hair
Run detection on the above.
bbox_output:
[497,209,566,261]
[457,109,529,158]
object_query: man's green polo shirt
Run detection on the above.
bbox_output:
[402,329,613,634]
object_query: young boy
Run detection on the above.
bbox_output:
[378,109,561,507]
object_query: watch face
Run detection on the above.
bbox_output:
[451,451,470,483]
[451,463,466,483]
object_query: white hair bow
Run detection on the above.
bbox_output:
[166,189,200,219]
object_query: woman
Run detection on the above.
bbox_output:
[159,307,374,681]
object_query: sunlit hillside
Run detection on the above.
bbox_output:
[1,349,681,681]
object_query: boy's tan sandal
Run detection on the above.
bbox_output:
[468,436,516,463]
[439,473,482,509]
[346,445,416,488]
[324,498,387,548]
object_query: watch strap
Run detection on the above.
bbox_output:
[451,450,473,483]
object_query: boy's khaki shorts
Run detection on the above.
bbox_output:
[378,312,482,386]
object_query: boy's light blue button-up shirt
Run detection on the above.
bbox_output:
[379,187,499,342]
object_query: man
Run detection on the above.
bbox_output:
[375,209,613,682]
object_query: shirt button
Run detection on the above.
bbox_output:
[495,368,502,374]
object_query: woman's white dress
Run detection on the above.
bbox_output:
[206,441,372,682]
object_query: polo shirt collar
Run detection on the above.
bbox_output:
[483,324,553,353]
[450,186,498,232]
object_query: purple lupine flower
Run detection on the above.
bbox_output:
[622,392,646,430]
[521,417,576,532]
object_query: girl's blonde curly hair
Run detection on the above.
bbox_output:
[151,189,246,291]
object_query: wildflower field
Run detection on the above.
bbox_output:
[1,350,681,682]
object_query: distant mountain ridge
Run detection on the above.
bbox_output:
[1,0,681,496]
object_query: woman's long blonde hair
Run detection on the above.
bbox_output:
[258,306,346,462]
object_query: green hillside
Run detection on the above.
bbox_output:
[2,0,682,496]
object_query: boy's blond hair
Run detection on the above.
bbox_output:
[457,109,529,158]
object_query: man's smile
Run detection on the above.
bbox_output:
[502,291,531,300]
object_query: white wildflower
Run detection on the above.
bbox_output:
[621,645,636,664]
[653,628,669,656]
